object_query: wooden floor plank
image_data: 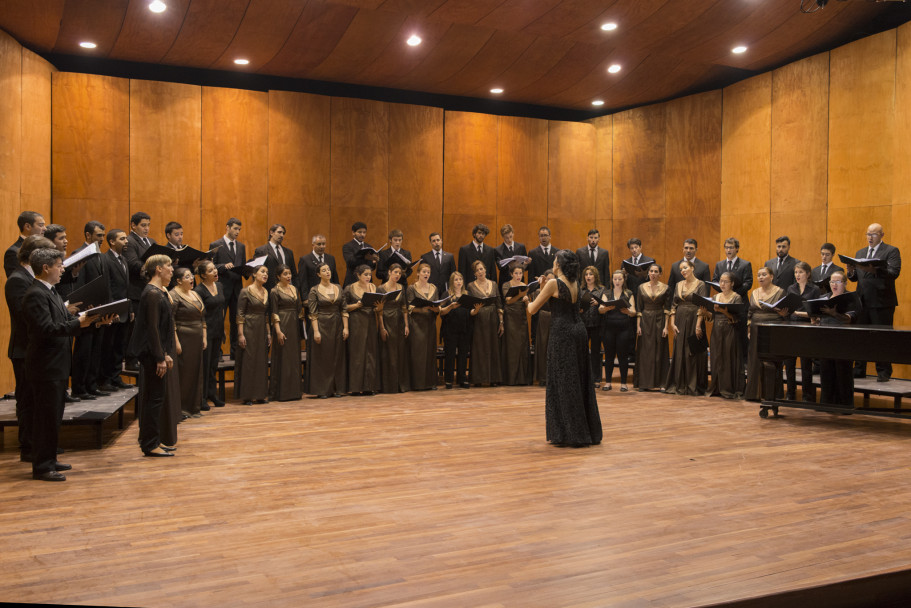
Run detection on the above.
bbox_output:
[2,388,911,607]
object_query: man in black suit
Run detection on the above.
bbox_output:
[341,221,378,286]
[123,212,155,305]
[494,224,528,287]
[712,237,753,300]
[668,238,711,294]
[420,232,456,295]
[298,234,339,298]
[765,235,800,289]
[164,221,184,249]
[209,218,244,358]
[811,242,843,295]
[458,223,496,284]
[623,237,654,296]
[70,221,110,401]
[98,229,132,391]
[44,224,78,302]
[375,228,413,287]
[254,224,297,290]
[576,228,610,285]
[22,247,99,481]
[4,210,46,277]
[847,222,902,381]
[528,226,558,280]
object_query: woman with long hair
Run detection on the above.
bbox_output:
[440,272,471,389]
[745,266,789,401]
[307,262,348,398]
[236,265,271,405]
[706,271,745,399]
[407,262,440,390]
[531,270,554,385]
[599,269,637,392]
[467,260,503,386]
[580,266,604,388]
[785,260,821,402]
[170,266,206,419]
[635,263,670,391]
[269,264,303,401]
[194,260,225,408]
[343,264,382,395]
[378,263,410,393]
[501,264,531,386]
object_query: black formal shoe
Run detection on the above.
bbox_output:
[33,471,66,481]
[88,389,110,397]
[54,462,72,471]
[620,386,629,392]
[602,385,612,391]
[877,375,891,383]
[20,453,32,463]
[211,397,226,407]
[97,384,118,392]
[64,393,81,403]
[75,393,96,400]
[111,379,132,389]
[853,369,866,378]
[200,403,211,411]
[333,393,343,398]
[785,393,796,401]
[431,386,438,390]
[318,394,329,399]
[445,383,453,389]
[460,382,470,389]
[242,400,253,405]
[143,449,174,457]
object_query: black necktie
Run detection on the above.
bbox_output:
[821,264,827,275]
[777,258,782,271]
[868,247,875,259]
[435,252,440,264]
[544,247,549,257]
[727,260,732,272]
[590,248,596,264]
[143,237,150,248]
[319,255,323,265]
[477,245,482,254]
[229,241,236,261]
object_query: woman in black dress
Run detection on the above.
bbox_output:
[467,260,502,386]
[501,264,531,386]
[236,265,271,405]
[269,264,303,401]
[817,271,858,406]
[171,267,206,419]
[439,272,471,389]
[344,264,382,395]
[378,263,410,393]
[307,262,348,398]
[785,261,821,402]
[527,251,601,447]
[194,261,225,408]
[127,254,176,458]
[599,270,637,392]
[580,266,604,388]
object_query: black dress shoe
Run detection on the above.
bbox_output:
[159,445,177,452]
[877,375,891,383]
[54,462,72,471]
[75,393,96,400]
[333,393,342,398]
[200,403,211,411]
[111,379,132,389]
[88,389,110,397]
[460,382,470,389]
[431,386,438,390]
[64,393,81,403]
[143,449,174,457]
[33,470,66,481]
[97,384,118,392]
[242,400,253,405]
[211,398,225,407]
[445,383,453,389]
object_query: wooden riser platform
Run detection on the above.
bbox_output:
[2,387,911,607]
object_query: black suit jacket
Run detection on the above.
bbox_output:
[848,242,901,308]
[420,250,456,295]
[254,242,297,290]
[458,242,496,284]
[22,282,81,381]
[376,247,413,286]
[209,237,245,301]
[297,252,340,298]
[622,254,655,295]
[124,232,156,301]
[713,258,754,300]
[495,242,528,286]
[576,246,611,285]
[4,266,32,359]
[668,257,711,294]
[103,250,130,322]
[528,245,559,280]
[4,236,24,278]
[342,239,377,286]
[810,262,843,294]
[765,255,800,289]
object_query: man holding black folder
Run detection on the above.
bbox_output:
[254,224,296,291]
[99,229,132,391]
[420,232,455,296]
[376,229,412,287]
[811,243,843,295]
[342,222,378,287]
[495,224,528,287]
[71,221,109,400]
[622,238,654,297]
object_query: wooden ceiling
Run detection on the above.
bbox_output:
[2,0,911,113]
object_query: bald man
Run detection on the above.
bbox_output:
[846,222,902,381]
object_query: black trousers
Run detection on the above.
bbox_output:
[442,330,470,385]
[785,356,815,401]
[201,331,223,402]
[99,321,127,385]
[71,328,103,394]
[820,358,854,406]
[585,326,602,384]
[602,317,634,385]
[138,357,166,454]
[29,378,67,475]
[853,306,895,377]
[11,358,32,456]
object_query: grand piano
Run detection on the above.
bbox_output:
[755,322,911,419]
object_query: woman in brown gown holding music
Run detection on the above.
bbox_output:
[745,266,789,401]
[171,267,206,419]
[501,264,531,386]
[531,270,554,385]
[344,264,381,395]
[407,262,440,390]
[307,262,348,398]
[467,260,503,386]
[236,265,271,405]
[269,264,303,402]
[635,263,670,391]
[665,260,708,396]
[194,261,225,408]
[706,272,745,399]
[378,263,409,393]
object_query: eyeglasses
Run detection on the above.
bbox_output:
[865,233,882,238]
[830,279,845,284]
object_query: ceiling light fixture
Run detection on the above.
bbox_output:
[79,41,97,49]
[406,35,422,47]
[732,46,747,54]
[490,88,504,94]
[234,58,250,65]
[607,64,621,74]
[601,23,618,32]
[592,100,605,107]
[149,0,166,13]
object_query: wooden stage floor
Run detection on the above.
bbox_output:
[2,387,911,607]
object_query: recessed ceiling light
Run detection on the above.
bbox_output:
[234,58,250,65]
[732,45,747,54]
[490,88,504,94]
[149,0,166,13]
[607,64,621,74]
[406,35,422,47]
[601,23,618,32]
[592,100,605,107]
[79,41,97,49]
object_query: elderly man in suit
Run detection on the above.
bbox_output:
[495,224,528,287]
[811,242,843,295]
[209,218,245,358]
[341,221,378,287]
[421,232,456,295]
[98,229,132,391]
[847,222,902,381]
[71,221,110,401]
[576,228,610,285]
[765,235,800,289]
[668,238,711,294]
[298,234,339,298]
[375,228,413,287]
[4,210,46,277]
[254,223,296,291]
[458,223,497,284]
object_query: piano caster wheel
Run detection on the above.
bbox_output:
[759,407,769,418]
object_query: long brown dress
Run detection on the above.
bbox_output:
[665,280,709,395]
[407,283,439,390]
[468,279,502,385]
[378,284,410,393]
[236,286,270,402]
[170,288,206,416]
[501,282,530,385]
[161,292,181,447]
[343,283,381,394]
[269,285,303,401]
[745,286,786,401]
[706,292,745,399]
[635,281,670,390]
[307,284,346,397]
[533,292,552,384]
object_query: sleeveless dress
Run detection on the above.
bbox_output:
[545,280,602,446]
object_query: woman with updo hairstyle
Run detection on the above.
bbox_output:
[580,265,605,387]
[501,263,532,386]
[307,261,348,398]
[527,250,601,447]
[127,254,176,457]
[407,261,440,390]
[665,258,709,396]
[269,263,303,401]
[467,259,503,386]
[635,263,670,391]
[236,265,271,405]
[194,260,226,408]
[378,262,410,393]
[706,271,745,399]
[745,265,788,401]
[343,263,381,395]
[784,260,821,402]
[170,266,206,419]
